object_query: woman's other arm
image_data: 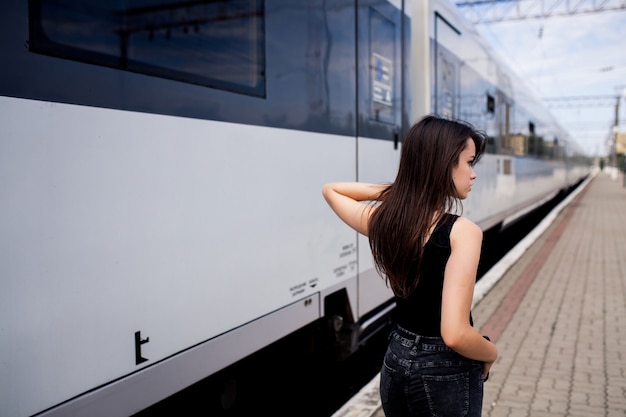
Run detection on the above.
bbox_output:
[321,182,387,236]
[440,217,498,373]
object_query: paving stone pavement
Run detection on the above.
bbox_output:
[340,170,626,417]
[473,171,626,417]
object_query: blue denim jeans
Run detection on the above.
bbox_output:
[379,325,484,417]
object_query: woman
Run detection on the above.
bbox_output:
[322,115,497,416]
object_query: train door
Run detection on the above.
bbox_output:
[355,0,408,319]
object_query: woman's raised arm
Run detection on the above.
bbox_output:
[321,182,388,236]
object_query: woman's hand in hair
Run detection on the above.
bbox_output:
[322,182,388,236]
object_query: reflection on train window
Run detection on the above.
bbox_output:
[29,0,266,97]
[369,8,396,125]
[436,50,457,119]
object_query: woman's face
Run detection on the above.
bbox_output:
[452,138,477,200]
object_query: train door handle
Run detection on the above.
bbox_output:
[135,331,150,365]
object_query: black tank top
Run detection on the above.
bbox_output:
[393,213,474,336]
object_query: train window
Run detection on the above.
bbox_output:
[28,0,266,97]
[502,158,512,175]
[486,94,495,114]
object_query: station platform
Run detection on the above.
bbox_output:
[331,169,626,417]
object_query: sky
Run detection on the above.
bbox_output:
[453,3,626,157]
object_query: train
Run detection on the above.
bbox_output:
[0,1,590,416]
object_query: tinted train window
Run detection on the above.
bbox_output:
[29,0,266,97]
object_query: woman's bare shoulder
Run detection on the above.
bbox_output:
[450,216,482,242]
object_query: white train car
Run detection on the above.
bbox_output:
[0,1,589,416]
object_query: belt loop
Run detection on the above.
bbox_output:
[414,334,421,345]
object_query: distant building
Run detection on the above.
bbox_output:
[616,132,626,155]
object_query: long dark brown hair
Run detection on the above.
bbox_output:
[368,115,486,298]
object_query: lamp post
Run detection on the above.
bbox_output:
[610,95,619,168]
[616,88,626,186]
